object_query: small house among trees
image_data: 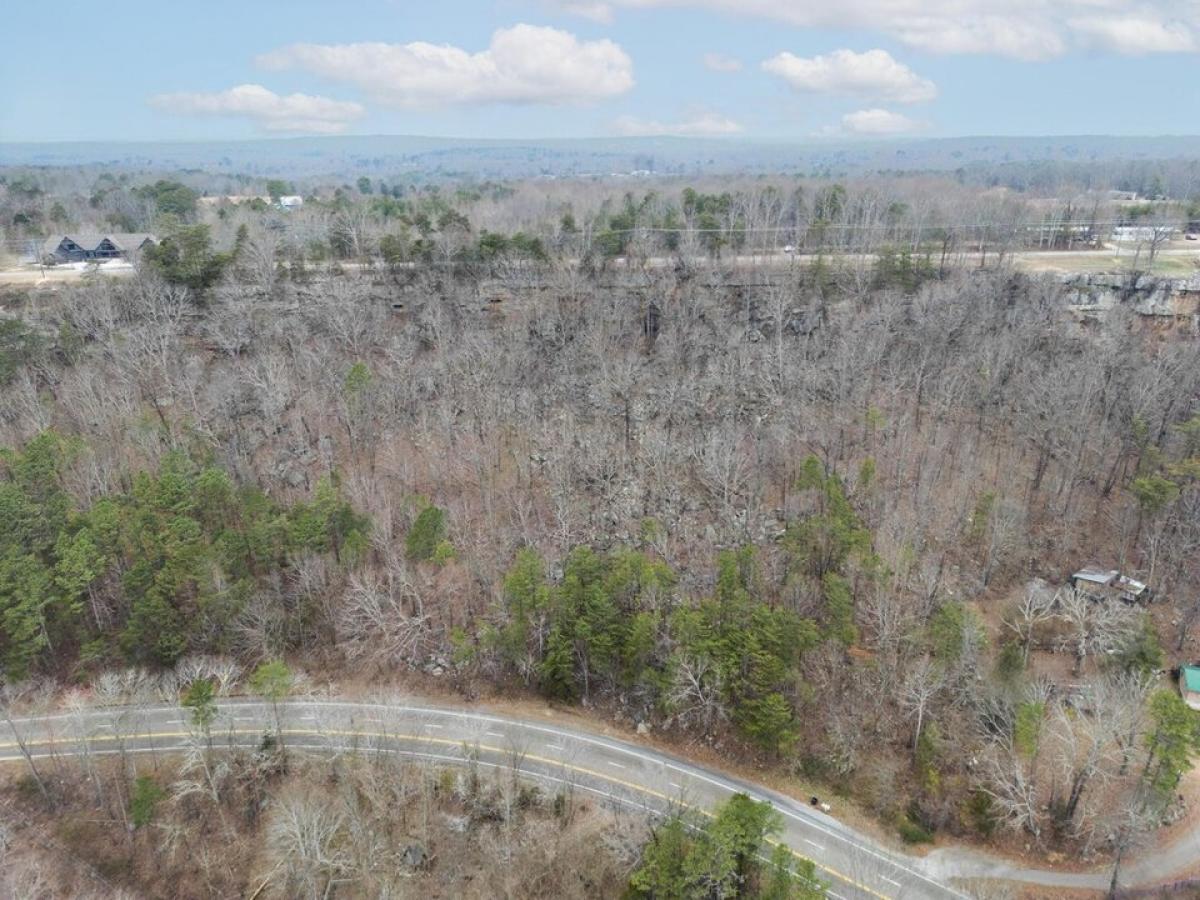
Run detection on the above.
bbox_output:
[42,233,158,263]
[1180,666,1200,711]
[1070,567,1149,604]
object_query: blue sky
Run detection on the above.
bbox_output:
[1,0,1196,141]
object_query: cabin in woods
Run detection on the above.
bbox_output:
[1069,567,1149,604]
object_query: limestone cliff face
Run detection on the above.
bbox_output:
[1062,272,1200,322]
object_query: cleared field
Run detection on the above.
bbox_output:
[1015,248,1200,277]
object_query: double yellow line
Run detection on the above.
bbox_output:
[1,725,891,899]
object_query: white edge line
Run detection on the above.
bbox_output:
[4,700,962,897]
[10,742,828,893]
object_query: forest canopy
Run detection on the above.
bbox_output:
[0,432,367,676]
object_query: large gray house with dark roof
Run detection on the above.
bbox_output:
[42,233,157,263]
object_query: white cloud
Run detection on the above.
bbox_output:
[258,25,634,108]
[547,0,1198,59]
[149,84,365,134]
[553,1,615,22]
[613,111,744,136]
[1070,16,1196,54]
[702,52,743,72]
[762,49,936,103]
[839,108,924,135]
[889,16,1067,59]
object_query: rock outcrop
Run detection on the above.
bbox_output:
[1062,271,1200,321]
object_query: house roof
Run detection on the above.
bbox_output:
[1073,567,1118,585]
[1072,567,1148,597]
[43,233,104,255]
[104,233,156,251]
[1183,666,1200,693]
[42,233,157,255]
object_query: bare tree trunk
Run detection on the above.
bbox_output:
[1,708,52,806]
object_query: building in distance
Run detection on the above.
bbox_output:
[198,195,304,210]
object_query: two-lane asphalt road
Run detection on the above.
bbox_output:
[1,699,967,899]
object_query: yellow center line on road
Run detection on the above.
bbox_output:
[1,726,890,899]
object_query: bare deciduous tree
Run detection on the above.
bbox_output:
[266,791,351,898]
[899,656,945,755]
[1056,588,1139,677]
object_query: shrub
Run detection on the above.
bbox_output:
[131,776,166,828]
[406,505,447,561]
[967,790,997,837]
[897,817,934,844]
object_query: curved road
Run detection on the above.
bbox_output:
[2,698,966,900]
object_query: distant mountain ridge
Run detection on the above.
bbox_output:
[1,134,1197,178]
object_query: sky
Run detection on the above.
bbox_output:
[1,0,1197,142]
